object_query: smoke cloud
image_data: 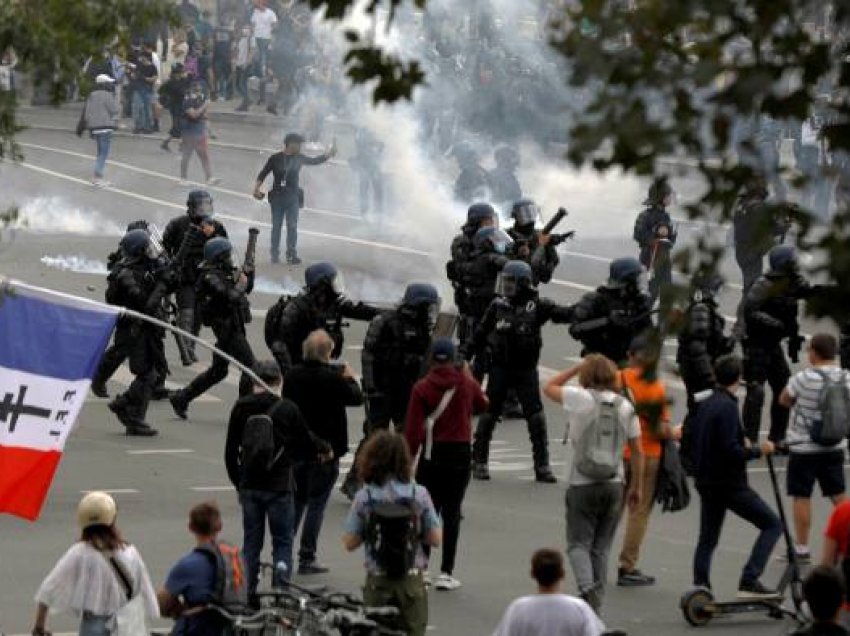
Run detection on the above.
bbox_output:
[40,254,108,275]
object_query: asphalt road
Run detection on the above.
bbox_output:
[0,107,841,636]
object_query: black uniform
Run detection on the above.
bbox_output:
[361,308,432,431]
[453,163,490,204]
[741,271,810,442]
[106,257,170,434]
[267,290,379,374]
[507,226,559,285]
[465,294,573,480]
[677,290,735,468]
[733,193,778,296]
[569,286,654,366]
[162,214,227,362]
[170,262,256,412]
[633,205,676,302]
[446,227,477,345]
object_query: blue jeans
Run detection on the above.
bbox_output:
[132,86,153,131]
[269,190,300,260]
[239,489,295,594]
[294,459,339,564]
[93,132,112,178]
[693,485,782,588]
[79,612,110,636]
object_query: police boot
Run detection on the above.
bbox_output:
[90,380,109,399]
[472,413,497,480]
[151,376,170,401]
[169,390,189,420]
[528,412,557,484]
[107,394,132,427]
[177,309,198,365]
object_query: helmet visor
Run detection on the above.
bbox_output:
[513,202,539,226]
[497,273,518,298]
[146,224,165,260]
[491,229,514,254]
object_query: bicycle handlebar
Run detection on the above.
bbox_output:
[204,604,288,627]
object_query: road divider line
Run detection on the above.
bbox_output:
[80,488,139,494]
[190,485,235,492]
[126,449,194,455]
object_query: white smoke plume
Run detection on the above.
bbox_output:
[40,254,108,275]
[15,197,125,237]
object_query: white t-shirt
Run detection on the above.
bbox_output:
[561,386,640,485]
[491,594,605,636]
[787,365,850,453]
[251,7,278,40]
[35,542,159,618]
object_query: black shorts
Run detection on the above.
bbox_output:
[786,451,847,498]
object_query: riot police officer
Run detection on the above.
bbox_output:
[162,190,227,365]
[454,226,513,378]
[569,257,654,366]
[633,178,677,303]
[733,176,786,296]
[742,245,812,442]
[340,283,440,499]
[676,271,735,468]
[169,237,256,419]
[452,142,490,204]
[265,262,380,374]
[506,198,560,285]
[463,261,574,483]
[105,229,171,436]
[446,203,497,345]
[489,145,522,217]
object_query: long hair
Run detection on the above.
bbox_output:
[81,524,126,552]
[357,430,413,486]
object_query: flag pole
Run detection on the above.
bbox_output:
[0,277,274,393]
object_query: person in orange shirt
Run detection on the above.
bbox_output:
[617,334,681,586]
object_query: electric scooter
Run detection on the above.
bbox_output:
[680,445,808,627]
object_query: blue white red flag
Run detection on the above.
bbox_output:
[0,285,117,520]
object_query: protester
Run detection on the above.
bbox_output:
[253,132,336,264]
[780,333,849,562]
[78,74,120,188]
[405,337,489,591]
[129,53,157,134]
[250,0,278,92]
[212,16,235,101]
[157,501,242,633]
[342,430,442,636]
[791,566,849,636]
[491,548,606,636]
[617,335,681,587]
[543,354,643,614]
[282,330,364,575]
[224,360,331,600]
[33,492,158,636]
[158,63,188,153]
[179,78,221,185]
[690,354,782,597]
[234,23,255,111]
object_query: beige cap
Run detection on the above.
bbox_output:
[77,491,117,529]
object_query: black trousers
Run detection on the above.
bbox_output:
[120,327,166,422]
[95,323,165,391]
[182,324,255,403]
[417,443,472,575]
[743,342,790,442]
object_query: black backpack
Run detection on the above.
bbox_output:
[365,486,422,580]
[264,295,292,350]
[240,409,284,481]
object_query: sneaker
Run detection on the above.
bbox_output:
[580,587,601,613]
[90,382,109,398]
[778,547,811,563]
[472,462,490,481]
[617,568,656,587]
[737,579,780,599]
[298,561,330,575]
[535,468,557,484]
[169,393,188,420]
[435,574,462,591]
[286,256,302,265]
[207,177,222,186]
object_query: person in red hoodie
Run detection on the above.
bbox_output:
[405,337,489,591]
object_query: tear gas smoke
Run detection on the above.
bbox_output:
[14,197,126,237]
[40,254,109,275]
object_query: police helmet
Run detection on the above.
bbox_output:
[402,283,440,308]
[125,219,150,232]
[494,145,519,168]
[499,260,534,298]
[467,202,496,226]
[305,261,339,291]
[608,257,644,287]
[203,236,232,263]
[473,227,513,254]
[120,228,151,258]
[77,491,117,530]
[643,177,673,207]
[768,245,798,274]
[187,190,213,219]
[511,199,539,227]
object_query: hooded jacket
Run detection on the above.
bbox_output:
[84,87,119,133]
[404,364,488,457]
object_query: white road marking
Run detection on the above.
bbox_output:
[190,485,236,492]
[80,488,140,494]
[126,449,194,455]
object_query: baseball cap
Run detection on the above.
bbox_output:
[77,491,117,529]
[431,337,456,363]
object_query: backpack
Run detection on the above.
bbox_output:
[574,393,627,480]
[809,369,850,446]
[241,411,284,479]
[365,486,422,580]
[194,541,248,610]
[264,295,291,350]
